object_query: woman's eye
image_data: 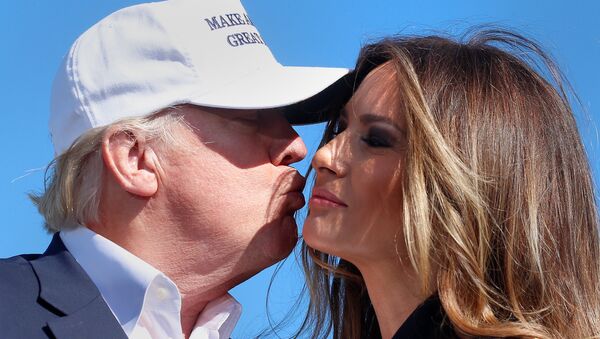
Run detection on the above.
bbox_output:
[361,129,393,148]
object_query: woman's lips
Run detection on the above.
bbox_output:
[310,188,348,208]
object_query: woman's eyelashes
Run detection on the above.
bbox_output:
[331,119,347,137]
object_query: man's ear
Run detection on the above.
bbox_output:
[102,127,159,197]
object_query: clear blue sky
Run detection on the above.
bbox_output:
[1,1,598,338]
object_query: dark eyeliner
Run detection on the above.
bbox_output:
[361,127,394,148]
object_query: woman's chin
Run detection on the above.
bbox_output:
[301,217,319,247]
[302,217,341,256]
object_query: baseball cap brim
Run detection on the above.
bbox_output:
[186,65,350,123]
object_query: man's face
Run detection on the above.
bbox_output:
[155,105,307,280]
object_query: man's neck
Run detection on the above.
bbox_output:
[88,222,246,338]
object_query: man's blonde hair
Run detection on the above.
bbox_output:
[31,111,185,232]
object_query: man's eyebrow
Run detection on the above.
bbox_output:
[228,109,260,119]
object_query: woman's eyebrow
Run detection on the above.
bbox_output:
[359,113,404,133]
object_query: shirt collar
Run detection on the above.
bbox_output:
[60,226,242,338]
[60,226,157,334]
[192,294,242,339]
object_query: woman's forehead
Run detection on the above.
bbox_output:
[345,62,402,118]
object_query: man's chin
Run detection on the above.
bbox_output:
[264,214,299,263]
[257,214,299,270]
[230,218,298,286]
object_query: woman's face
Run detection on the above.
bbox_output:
[303,62,408,265]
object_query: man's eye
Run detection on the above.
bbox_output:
[233,117,259,127]
[235,117,257,123]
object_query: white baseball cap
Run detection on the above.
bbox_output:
[50,0,348,155]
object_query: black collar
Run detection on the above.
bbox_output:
[392,296,456,339]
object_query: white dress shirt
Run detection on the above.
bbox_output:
[60,227,242,339]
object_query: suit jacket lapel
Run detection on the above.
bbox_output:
[30,234,127,339]
[45,294,128,339]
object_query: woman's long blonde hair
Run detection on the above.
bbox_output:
[297,29,600,338]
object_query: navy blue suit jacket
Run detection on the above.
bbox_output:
[0,233,127,339]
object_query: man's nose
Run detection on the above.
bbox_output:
[266,114,308,166]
